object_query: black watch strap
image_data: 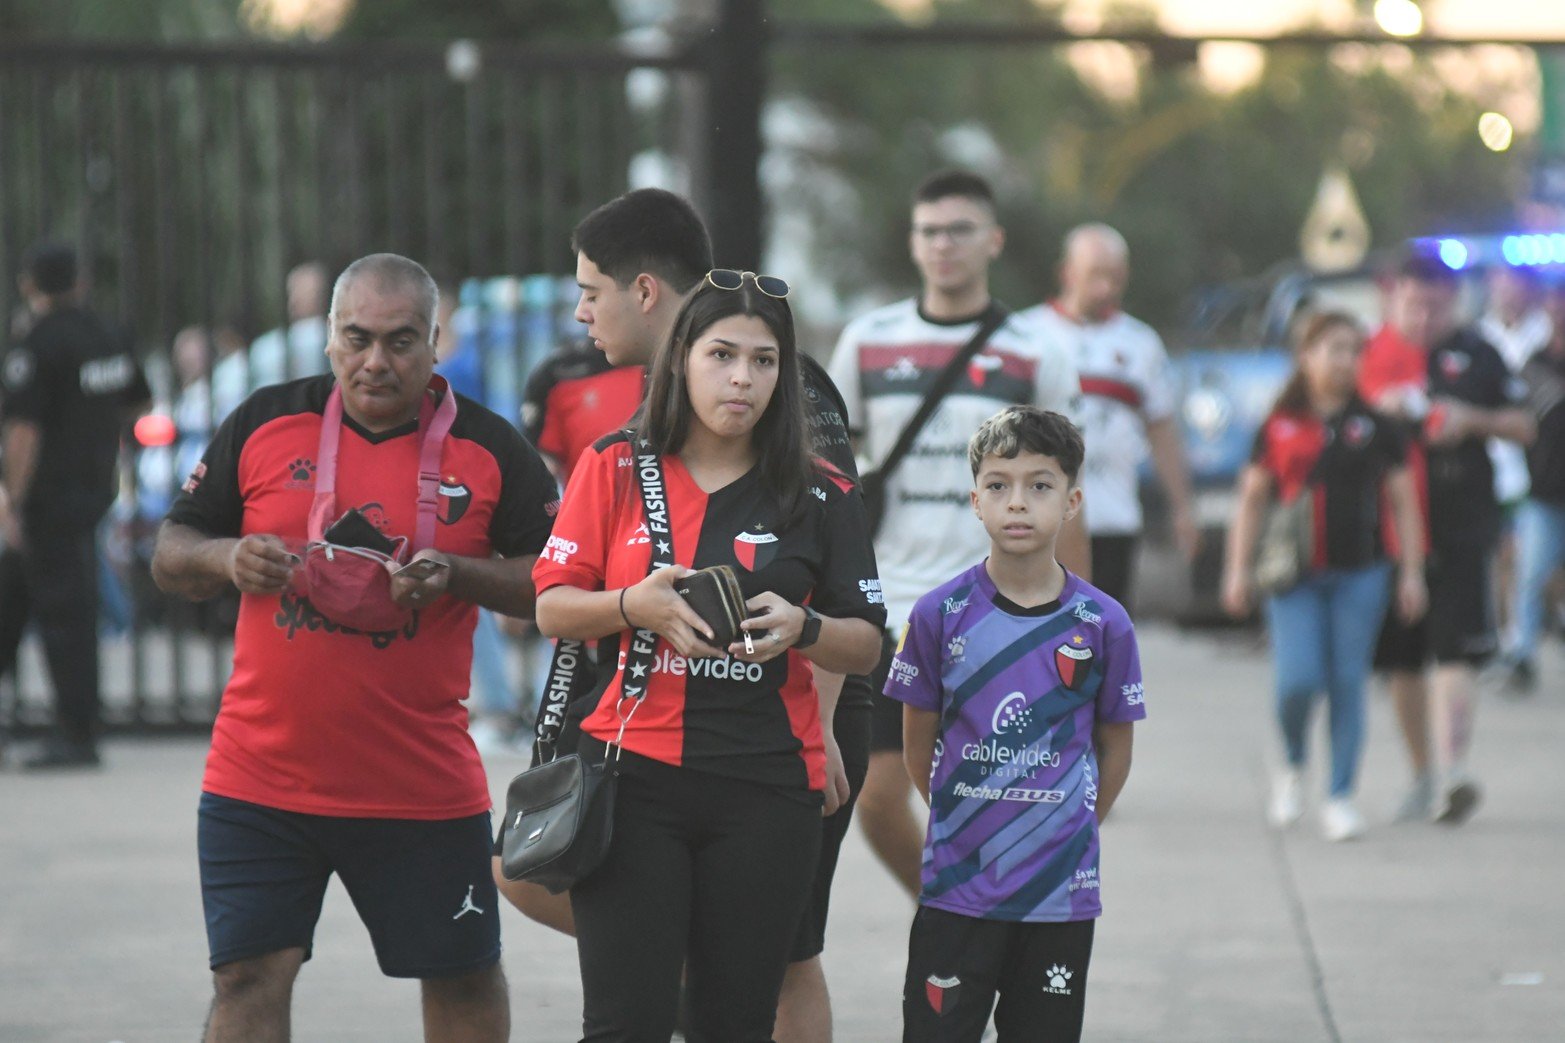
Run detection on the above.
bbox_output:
[795,606,823,649]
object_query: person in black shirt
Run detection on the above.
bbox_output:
[1503,280,1565,692]
[1222,312,1426,841]
[0,242,149,769]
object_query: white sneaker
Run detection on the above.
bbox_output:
[1435,773,1483,826]
[1268,769,1305,829]
[1320,798,1366,842]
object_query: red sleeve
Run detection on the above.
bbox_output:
[535,385,569,460]
[531,440,625,594]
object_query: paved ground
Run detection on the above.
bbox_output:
[2,623,1562,1042]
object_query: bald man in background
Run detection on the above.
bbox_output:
[1020,224,1197,612]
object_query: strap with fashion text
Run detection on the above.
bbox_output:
[533,433,675,761]
[864,302,1010,498]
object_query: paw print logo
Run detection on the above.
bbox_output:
[1047,965,1072,992]
[285,458,316,487]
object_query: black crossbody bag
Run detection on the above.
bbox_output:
[860,303,1010,537]
[498,439,674,892]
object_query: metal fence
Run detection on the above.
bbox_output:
[0,37,713,731]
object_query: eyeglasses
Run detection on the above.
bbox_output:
[912,221,985,244]
[705,268,790,299]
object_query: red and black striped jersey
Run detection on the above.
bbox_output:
[167,375,559,819]
[533,431,886,796]
[1251,399,1408,571]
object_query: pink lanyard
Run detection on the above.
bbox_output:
[306,374,458,551]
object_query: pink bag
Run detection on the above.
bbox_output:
[295,376,457,632]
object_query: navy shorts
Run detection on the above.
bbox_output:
[197,792,500,978]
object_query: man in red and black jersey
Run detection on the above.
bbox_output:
[1359,254,1535,825]
[521,340,644,484]
[496,188,871,1042]
[152,254,558,1043]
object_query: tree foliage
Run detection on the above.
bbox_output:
[769,0,1523,330]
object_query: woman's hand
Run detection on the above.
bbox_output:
[622,565,721,658]
[1221,568,1252,620]
[820,726,850,817]
[728,592,805,663]
[1396,565,1428,624]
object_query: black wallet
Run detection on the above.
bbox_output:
[674,565,748,648]
[323,507,398,556]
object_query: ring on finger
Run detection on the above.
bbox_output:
[770,631,781,644]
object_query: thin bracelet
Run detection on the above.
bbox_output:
[619,587,633,630]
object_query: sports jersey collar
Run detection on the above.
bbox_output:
[337,387,445,445]
[916,298,993,328]
[664,451,761,499]
[976,561,1076,617]
[1048,298,1119,327]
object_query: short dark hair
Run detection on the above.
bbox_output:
[329,253,439,332]
[913,170,995,212]
[968,406,1085,484]
[639,278,812,522]
[1394,249,1459,289]
[22,242,78,296]
[572,189,713,293]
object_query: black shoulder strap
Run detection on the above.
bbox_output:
[533,434,675,761]
[871,302,1009,485]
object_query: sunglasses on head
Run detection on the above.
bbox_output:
[705,268,790,299]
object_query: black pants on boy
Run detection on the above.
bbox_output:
[0,521,101,751]
[571,744,821,1043]
[903,906,1095,1043]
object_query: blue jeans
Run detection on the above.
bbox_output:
[1265,563,1392,798]
[1508,498,1565,663]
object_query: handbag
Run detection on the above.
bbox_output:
[1253,487,1316,595]
[860,303,1010,537]
[499,436,675,889]
[294,376,456,631]
[674,564,748,649]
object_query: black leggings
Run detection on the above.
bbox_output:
[571,747,822,1043]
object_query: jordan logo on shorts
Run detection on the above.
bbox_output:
[452,885,485,920]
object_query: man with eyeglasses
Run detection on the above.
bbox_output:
[828,169,1086,902]
[1019,223,1198,613]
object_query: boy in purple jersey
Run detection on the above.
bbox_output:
[887,406,1143,1042]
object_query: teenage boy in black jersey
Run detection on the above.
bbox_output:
[494,187,870,1042]
[1360,255,1536,823]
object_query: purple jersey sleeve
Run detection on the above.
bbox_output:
[883,596,943,712]
[1096,608,1146,723]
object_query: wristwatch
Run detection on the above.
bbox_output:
[795,606,823,649]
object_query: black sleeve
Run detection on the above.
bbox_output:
[1376,411,1410,469]
[799,353,859,480]
[165,402,250,537]
[489,423,561,558]
[520,356,558,447]
[808,479,887,628]
[0,338,57,425]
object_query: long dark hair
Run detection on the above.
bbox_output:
[1270,310,1363,416]
[637,278,813,522]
